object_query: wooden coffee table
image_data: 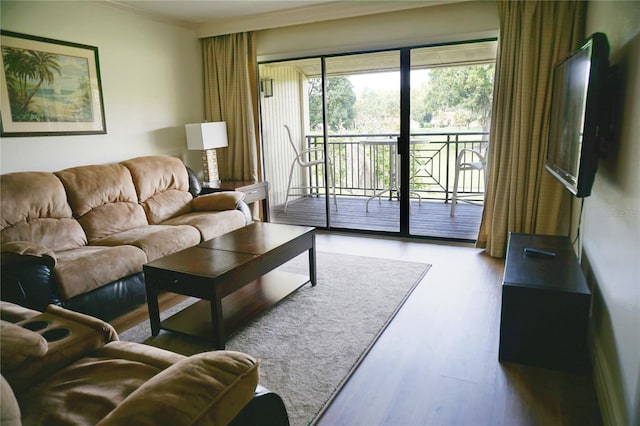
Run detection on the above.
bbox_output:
[143,222,316,349]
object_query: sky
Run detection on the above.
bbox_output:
[349,69,430,92]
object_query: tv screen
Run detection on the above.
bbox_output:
[545,33,610,197]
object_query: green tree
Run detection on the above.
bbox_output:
[308,76,356,132]
[354,87,399,133]
[424,63,494,129]
[2,47,62,120]
[410,81,429,127]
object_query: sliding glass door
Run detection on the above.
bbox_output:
[408,44,495,238]
[324,51,401,233]
[259,40,496,240]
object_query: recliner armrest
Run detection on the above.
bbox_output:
[3,305,119,394]
[0,301,42,323]
[230,384,290,426]
[98,351,260,426]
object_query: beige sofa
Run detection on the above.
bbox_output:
[0,301,288,426]
[0,156,249,320]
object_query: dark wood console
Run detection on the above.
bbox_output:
[498,233,591,372]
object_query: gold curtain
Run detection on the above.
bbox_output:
[203,32,260,182]
[477,0,585,258]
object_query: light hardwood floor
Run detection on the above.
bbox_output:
[313,232,602,426]
[111,231,602,425]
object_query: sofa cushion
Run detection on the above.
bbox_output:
[97,351,259,426]
[18,349,166,425]
[0,320,48,372]
[122,156,194,224]
[54,245,147,300]
[55,163,149,242]
[18,340,184,425]
[92,224,201,262]
[0,171,87,251]
[162,210,247,241]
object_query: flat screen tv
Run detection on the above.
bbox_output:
[545,32,611,197]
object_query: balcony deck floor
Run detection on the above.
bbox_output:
[270,195,483,241]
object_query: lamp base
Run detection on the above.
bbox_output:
[202,149,221,185]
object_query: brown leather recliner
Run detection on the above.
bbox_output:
[0,302,287,425]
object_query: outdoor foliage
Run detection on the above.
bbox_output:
[308,76,356,132]
[308,63,494,134]
[422,64,495,130]
[354,86,400,133]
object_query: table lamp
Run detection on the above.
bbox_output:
[185,121,228,186]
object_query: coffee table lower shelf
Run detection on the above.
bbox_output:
[160,270,309,341]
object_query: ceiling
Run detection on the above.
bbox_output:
[102,1,495,75]
[105,0,336,25]
[103,1,463,37]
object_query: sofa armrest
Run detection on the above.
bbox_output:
[0,259,61,312]
[98,351,259,426]
[1,243,61,312]
[1,241,56,268]
[236,200,253,225]
[192,191,246,212]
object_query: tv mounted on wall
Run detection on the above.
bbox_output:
[545,32,612,198]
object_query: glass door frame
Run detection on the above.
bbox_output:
[258,38,496,240]
[399,48,411,236]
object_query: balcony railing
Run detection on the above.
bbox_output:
[302,131,489,204]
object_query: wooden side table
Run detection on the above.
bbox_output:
[202,181,270,222]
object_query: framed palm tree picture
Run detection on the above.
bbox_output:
[1,31,106,136]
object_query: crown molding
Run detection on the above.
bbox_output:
[96,1,195,29]
[95,1,466,38]
[195,1,464,38]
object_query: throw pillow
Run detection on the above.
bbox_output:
[192,192,245,211]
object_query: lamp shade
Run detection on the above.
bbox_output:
[185,122,228,150]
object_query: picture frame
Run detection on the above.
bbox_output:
[1,30,106,137]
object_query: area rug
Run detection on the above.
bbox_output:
[119,251,430,426]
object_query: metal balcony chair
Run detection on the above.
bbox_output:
[283,125,337,213]
[450,145,488,217]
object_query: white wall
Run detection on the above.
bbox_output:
[0,0,497,175]
[0,1,204,173]
[582,2,640,425]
